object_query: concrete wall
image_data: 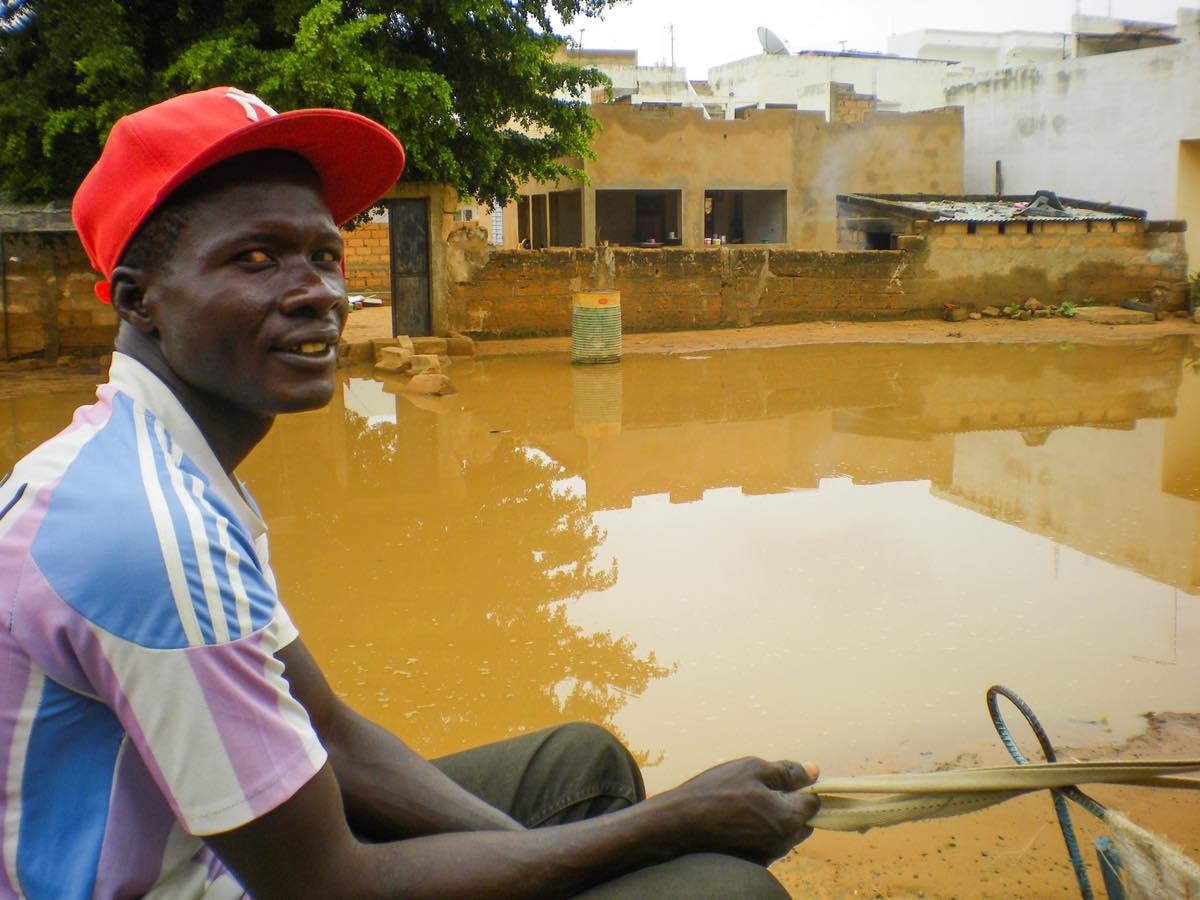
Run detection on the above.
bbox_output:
[910,217,1190,308]
[946,38,1200,268]
[576,103,963,251]
[707,52,954,113]
[887,29,1070,71]
[445,217,1188,338]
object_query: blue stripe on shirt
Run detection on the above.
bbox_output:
[18,679,124,900]
[32,394,190,649]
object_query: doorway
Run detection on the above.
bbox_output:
[388,198,431,337]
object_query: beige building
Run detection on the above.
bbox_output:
[494,98,962,253]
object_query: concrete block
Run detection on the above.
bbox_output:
[408,354,442,374]
[375,346,412,372]
[411,336,448,355]
[445,334,476,357]
[346,341,374,364]
[1074,306,1155,325]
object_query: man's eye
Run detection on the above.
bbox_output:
[237,249,272,265]
[314,249,341,264]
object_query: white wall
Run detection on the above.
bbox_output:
[888,29,1069,70]
[708,52,953,114]
[948,39,1200,223]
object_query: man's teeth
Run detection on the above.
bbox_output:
[287,342,329,354]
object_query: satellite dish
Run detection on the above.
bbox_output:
[757,26,789,55]
[0,0,35,34]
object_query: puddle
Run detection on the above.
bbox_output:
[4,335,1198,897]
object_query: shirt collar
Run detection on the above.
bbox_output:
[106,352,266,540]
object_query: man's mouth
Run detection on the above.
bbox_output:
[284,341,333,355]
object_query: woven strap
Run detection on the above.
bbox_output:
[798,759,1200,832]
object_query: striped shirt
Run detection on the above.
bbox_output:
[0,353,327,899]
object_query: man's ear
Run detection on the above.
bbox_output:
[109,265,156,333]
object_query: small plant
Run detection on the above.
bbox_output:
[1078,297,1097,306]
[1059,300,1078,318]
[1003,302,1021,317]
[1189,272,1199,311]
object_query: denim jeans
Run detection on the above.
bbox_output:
[432,722,789,899]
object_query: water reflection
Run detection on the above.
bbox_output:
[244,391,670,761]
[2,337,1198,787]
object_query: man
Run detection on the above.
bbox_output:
[0,87,819,898]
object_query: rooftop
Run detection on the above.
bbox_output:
[838,192,1146,223]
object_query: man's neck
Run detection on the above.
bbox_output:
[115,332,273,474]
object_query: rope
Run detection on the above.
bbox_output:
[987,684,1108,900]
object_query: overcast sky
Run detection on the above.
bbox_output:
[562,0,1199,77]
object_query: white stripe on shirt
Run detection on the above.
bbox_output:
[133,403,203,646]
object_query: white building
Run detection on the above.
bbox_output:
[706,51,953,115]
[940,9,1200,266]
[887,28,1071,71]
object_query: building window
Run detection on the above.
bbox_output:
[491,208,504,245]
[703,189,787,244]
[595,189,682,246]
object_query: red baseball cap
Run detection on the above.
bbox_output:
[72,86,405,302]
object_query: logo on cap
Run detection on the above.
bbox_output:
[225,88,278,122]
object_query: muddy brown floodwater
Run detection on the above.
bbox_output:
[3,334,1198,898]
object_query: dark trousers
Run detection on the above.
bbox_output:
[432,722,789,899]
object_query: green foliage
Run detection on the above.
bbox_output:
[1058,300,1077,318]
[1003,302,1020,318]
[1188,271,1200,309]
[0,0,621,205]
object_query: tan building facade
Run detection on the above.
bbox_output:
[506,99,963,253]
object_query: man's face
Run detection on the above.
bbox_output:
[143,160,347,419]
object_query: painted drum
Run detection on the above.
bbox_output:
[571,291,622,365]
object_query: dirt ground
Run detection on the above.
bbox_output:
[770,713,1200,898]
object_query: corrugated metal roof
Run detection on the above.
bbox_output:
[838,193,1145,223]
[895,198,1137,222]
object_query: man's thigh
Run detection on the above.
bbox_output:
[431,722,644,827]
[572,853,790,899]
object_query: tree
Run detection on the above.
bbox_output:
[0,0,621,205]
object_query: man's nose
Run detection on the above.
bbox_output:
[280,259,344,316]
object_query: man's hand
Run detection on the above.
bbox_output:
[655,757,820,865]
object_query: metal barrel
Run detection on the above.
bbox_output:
[571,291,622,365]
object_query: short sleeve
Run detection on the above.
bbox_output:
[84,610,328,835]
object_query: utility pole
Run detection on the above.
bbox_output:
[668,24,676,69]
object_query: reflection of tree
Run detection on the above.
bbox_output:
[254,408,671,764]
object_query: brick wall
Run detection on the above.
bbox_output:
[829,82,877,125]
[911,218,1189,308]
[1,232,115,360]
[341,221,391,300]
[447,218,1189,338]
[449,246,916,338]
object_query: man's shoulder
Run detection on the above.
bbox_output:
[8,390,279,650]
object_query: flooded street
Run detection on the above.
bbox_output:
[4,335,1198,897]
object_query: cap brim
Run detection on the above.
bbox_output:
[151,108,405,228]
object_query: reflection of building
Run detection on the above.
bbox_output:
[434,339,1199,593]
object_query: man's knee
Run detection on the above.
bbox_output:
[544,723,643,795]
[575,853,789,899]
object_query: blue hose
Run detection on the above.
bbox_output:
[986,685,1110,900]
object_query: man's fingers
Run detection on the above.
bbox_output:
[771,759,820,791]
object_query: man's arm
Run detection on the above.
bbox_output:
[277,638,522,838]
[205,753,819,899]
